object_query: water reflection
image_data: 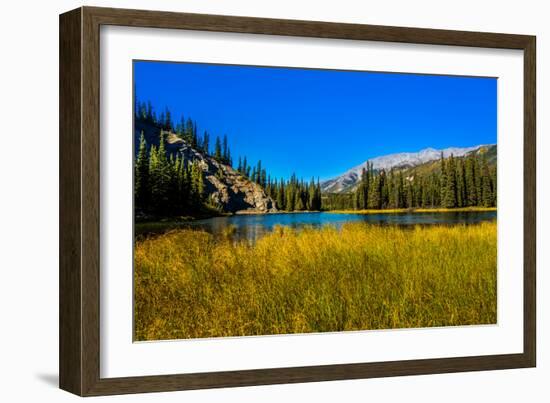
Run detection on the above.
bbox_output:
[186,211,496,242]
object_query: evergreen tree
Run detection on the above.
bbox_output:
[276,179,286,210]
[465,156,476,207]
[396,172,405,208]
[184,118,194,145]
[456,159,466,208]
[176,115,185,136]
[237,157,242,173]
[491,166,497,206]
[222,135,228,163]
[481,158,493,207]
[214,136,222,161]
[148,144,160,212]
[286,176,296,211]
[261,169,267,188]
[164,107,172,131]
[190,161,205,207]
[440,152,447,206]
[315,180,322,210]
[421,176,429,207]
[146,101,154,123]
[308,179,316,210]
[355,168,369,210]
[380,172,389,208]
[405,179,414,208]
[242,156,248,177]
[135,131,150,211]
[149,131,171,213]
[158,111,165,130]
[202,131,210,155]
[255,160,263,184]
[474,156,483,206]
[443,154,457,208]
[295,187,306,211]
[368,174,381,209]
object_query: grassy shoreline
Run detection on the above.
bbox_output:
[135,221,497,341]
[330,207,497,215]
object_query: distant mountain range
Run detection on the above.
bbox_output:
[321,144,496,193]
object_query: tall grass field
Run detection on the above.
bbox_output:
[134,222,497,341]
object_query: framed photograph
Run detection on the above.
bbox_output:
[59,6,536,396]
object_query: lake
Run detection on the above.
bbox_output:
[186,211,497,242]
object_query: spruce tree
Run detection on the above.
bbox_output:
[222,135,228,163]
[276,179,286,210]
[456,159,466,208]
[397,172,405,208]
[368,175,381,209]
[146,101,154,123]
[315,180,322,211]
[255,160,263,184]
[491,166,497,206]
[185,118,194,145]
[406,179,414,208]
[151,131,171,213]
[135,131,150,211]
[148,144,160,212]
[465,156,477,206]
[158,111,165,130]
[442,154,457,208]
[295,188,305,210]
[177,115,185,136]
[440,152,447,207]
[474,156,483,206]
[355,168,369,210]
[164,107,172,131]
[286,176,296,211]
[308,179,316,210]
[242,157,248,177]
[237,157,242,173]
[202,131,210,155]
[261,169,267,188]
[481,158,493,207]
[214,136,222,161]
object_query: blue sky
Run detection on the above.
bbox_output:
[134,61,497,181]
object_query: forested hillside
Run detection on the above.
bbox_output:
[134,102,277,218]
[134,100,496,217]
[323,146,497,210]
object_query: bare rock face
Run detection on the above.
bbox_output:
[165,132,277,214]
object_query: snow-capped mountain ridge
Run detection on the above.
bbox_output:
[321,144,494,193]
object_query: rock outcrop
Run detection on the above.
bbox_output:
[135,122,277,214]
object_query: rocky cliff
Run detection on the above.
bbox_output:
[135,121,277,214]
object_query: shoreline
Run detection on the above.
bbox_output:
[137,206,497,224]
[330,207,497,215]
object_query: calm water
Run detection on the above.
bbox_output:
[187,211,496,242]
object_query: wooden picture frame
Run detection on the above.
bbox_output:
[59,6,536,396]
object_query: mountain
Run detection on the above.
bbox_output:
[135,121,277,214]
[321,144,495,193]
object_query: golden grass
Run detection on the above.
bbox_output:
[134,222,497,341]
[331,207,497,215]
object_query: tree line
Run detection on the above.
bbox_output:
[135,131,207,216]
[268,175,322,211]
[134,100,323,215]
[324,152,496,210]
[135,99,496,216]
[136,100,233,165]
